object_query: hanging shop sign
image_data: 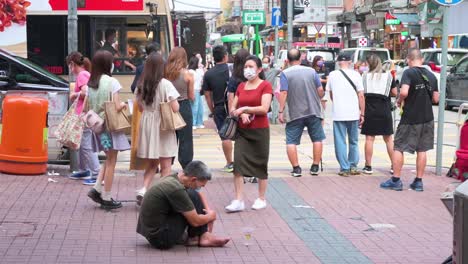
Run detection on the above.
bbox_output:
[365,15,384,30]
[351,22,364,38]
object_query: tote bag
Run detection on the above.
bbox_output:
[159,84,186,131]
[104,92,131,133]
[55,97,85,150]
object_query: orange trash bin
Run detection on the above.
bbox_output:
[0,95,49,175]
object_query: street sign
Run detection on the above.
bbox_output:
[243,0,265,10]
[358,37,368,47]
[271,7,283,27]
[242,11,266,25]
[313,23,324,33]
[434,0,464,6]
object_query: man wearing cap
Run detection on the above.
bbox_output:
[278,48,325,177]
[326,53,365,176]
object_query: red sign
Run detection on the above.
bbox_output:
[48,0,144,11]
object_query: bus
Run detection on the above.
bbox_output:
[221,34,263,58]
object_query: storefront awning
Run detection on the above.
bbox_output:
[395,14,420,25]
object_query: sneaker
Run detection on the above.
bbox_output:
[310,164,319,176]
[83,178,97,186]
[350,168,361,175]
[380,178,403,191]
[225,200,245,213]
[136,188,146,206]
[69,170,91,180]
[338,170,350,177]
[198,125,205,129]
[251,198,267,210]
[362,166,373,174]
[87,188,103,204]
[409,180,424,192]
[193,126,197,130]
[100,199,122,210]
[222,163,234,173]
[291,166,302,177]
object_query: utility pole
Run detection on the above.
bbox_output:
[68,0,79,172]
[287,0,293,49]
[435,6,449,176]
[325,0,328,48]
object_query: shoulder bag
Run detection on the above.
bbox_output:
[218,116,238,140]
[339,69,357,92]
[104,91,131,133]
[54,96,85,150]
[160,84,186,131]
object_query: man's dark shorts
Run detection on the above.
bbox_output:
[213,105,228,139]
[394,121,434,154]
[285,116,325,145]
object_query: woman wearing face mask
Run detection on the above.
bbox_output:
[312,55,330,123]
[86,50,130,210]
[225,55,273,212]
[66,52,101,185]
[356,60,369,75]
[360,54,397,175]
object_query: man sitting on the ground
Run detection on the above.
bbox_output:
[136,160,230,249]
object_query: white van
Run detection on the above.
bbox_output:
[339,48,391,65]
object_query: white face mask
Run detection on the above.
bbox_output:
[244,68,257,81]
[110,63,114,73]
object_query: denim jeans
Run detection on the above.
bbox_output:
[176,100,194,169]
[79,128,100,175]
[333,120,359,171]
[191,92,204,127]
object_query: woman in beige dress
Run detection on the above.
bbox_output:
[135,52,180,203]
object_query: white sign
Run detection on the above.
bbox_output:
[351,22,364,38]
[243,0,265,10]
[365,15,383,30]
[358,37,368,47]
[294,7,326,23]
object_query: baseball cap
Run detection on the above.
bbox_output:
[336,53,351,62]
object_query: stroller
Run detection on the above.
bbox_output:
[447,104,468,182]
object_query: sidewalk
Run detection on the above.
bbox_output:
[0,122,457,264]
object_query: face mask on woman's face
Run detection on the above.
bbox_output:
[359,66,369,72]
[244,68,257,81]
[262,63,269,69]
[317,61,324,67]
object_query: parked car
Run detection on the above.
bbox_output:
[0,49,70,162]
[421,48,468,73]
[446,55,468,110]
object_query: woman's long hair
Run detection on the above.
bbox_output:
[188,55,199,71]
[137,52,165,106]
[66,51,91,72]
[245,55,265,80]
[367,54,383,80]
[164,47,188,81]
[88,50,113,89]
[233,49,250,82]
[311,55,323,71]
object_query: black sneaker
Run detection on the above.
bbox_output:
[362,165,373,174]
[310,164,319,176]
[291,166,302,177]
[100,199,122,210]
[409,180,424,192]
[87,188,103,204]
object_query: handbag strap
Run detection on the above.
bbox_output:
[339,69,357,92]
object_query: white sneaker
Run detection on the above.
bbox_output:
[136,188,146,205]
[198,125,205,129]
[225,200,245,212]
[251,198,267,210]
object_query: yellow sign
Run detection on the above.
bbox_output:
[43,128,48,148]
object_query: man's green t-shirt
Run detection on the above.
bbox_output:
[136,173,195,238]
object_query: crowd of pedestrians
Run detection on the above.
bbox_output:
[63,44,439,249]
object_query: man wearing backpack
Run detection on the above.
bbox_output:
[326,53,365,176]
[202,46,233,171]
[380,48,439,192]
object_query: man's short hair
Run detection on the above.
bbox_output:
[287,49,301,62]
[212,45,227,63]
[145,42,161,55]
[407,48,423,61]
[183,161,212,181]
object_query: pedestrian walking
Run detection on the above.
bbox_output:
[135,52,180,204]
[164,47,195,169]
[278,49,325,177]
[66,52,101,185]
[227,49,250,111]
[312,55,330,123]
[137,161,230,249]
[327,53,365,176]
[380,48,439,192]
[361,54,397,174]
[202,46,233,172]
[86,50,130,210]
[188,55,205,129]
[355,60,369,75]
[225,55,273,212]
[262,56,280,123]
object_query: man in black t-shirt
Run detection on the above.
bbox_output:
[202,46,234,172]
[380,48,439,192]
[137,161,230,249]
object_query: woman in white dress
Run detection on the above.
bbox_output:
[135,52,180,203]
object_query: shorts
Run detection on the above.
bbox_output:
[286,116,325,145]
[213,105,228,139]
[394,121,434,154]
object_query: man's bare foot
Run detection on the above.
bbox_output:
[199,232,230,247]
[185,236,199,247]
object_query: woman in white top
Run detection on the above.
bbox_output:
[188,55,205,128]
[360,54,397,174]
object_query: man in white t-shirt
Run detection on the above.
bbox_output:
[326,53,365,176]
